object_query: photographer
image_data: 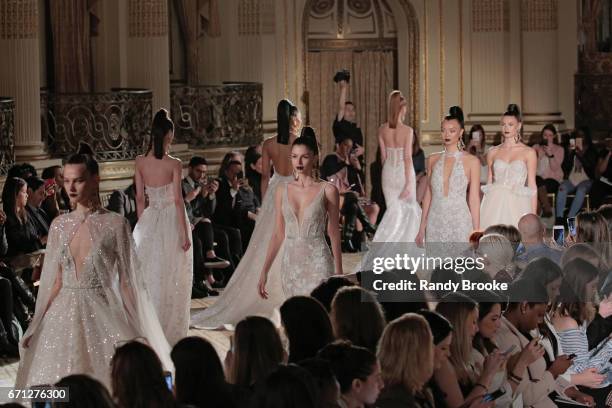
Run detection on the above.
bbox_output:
[334,71,365,176]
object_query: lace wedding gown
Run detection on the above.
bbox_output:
[357,147,421,271]
[190,174,293,329]
[280,182,334,297]
[481,160,535,229]
[426,152,473,243]
[133,183,193,346]
[15,210,171,390]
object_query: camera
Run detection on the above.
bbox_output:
[333,69,351,83]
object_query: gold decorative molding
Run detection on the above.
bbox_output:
[472,0,508,32]
[423,0,429,123]
[128,0,168,38]
[439,0,444,118]
[0,0,38,39]
[521,0,557,32]
[459,0,464,108]
[307,37,396,50]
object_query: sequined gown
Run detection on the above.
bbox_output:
[426,152,473,242]
[133,183,193,346]
[281,183,334,297]
[480,159,535,229]
[191,174,293,329]
[15,210,171,389]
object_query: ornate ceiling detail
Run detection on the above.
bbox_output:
[308,0,395,39]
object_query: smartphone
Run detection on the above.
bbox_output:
[569,138,576,149]
[567,217,577,237]
[237,170,244,180]
[164,371,173,390]
[43,178,56,197]
[472,131,481,141]
[553,225,565,246]
[483,388,506,402]
[502,344,517,355]
[568,353,577,359]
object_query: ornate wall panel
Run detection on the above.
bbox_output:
[128,0,168,37]
[43,89,153,161]
[472,0,509,32]
[0,97,15,176]
[308,0,395,39]
[238,0,260,36]
[521,0,557,31]
[170,82,263,147]
[260,0,276,34]
[0,0,37,39]
[575,74,612,134]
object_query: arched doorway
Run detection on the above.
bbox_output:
[302,0,419,189]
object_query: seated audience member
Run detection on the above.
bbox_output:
[214,151,260,251]
[464,124,488,189]
[54,374,115,408]
[299,358,341,408]
[2,177,44,257]
[533,124,565,217]
[25,177,51,239]
[519,257,563,302]
[590,137,612,209]
[318,340,384,408]
[320,134,377,252]
[435,293,507,408]
[245,145,263,203]
[495,279,573,407]
[483,224,522,255]
[516,214,562,265]
[552,259,612,405]
[310,276,355,312]
[107,182,137,230]
[476,234,516,283]
[41,165,70,219]
[330,286,386,353]
[573,211,611,273]
[226,316,285,405]
[251,364,318,408]
[597,203,612,238]
[182,156,231,296]
[280,296,334,363]
[171,336,237,408]
[376,313,436,408]
[111,341,178,408]
[366,270,428,321]
[7,163,36,180]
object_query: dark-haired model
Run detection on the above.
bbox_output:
[133,109,193,346]
[480,104,537,229]
[416,106,481,244]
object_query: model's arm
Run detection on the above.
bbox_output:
[468,156,481,231]
[526,149,538,213]
[134,158,146,219]
[399,127,414,200]
[258,186,286,298]
[378,126,387,164]
[337,80,348,121]
[173,160,191,251]
[325,184,343,275]
[416,155,434,246]
[261,140,272,199]
[485,149,495,185]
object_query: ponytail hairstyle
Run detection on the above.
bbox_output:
[388,90,407,129]
[66,142,101,209]
[149,108,174,160]
[292,127,320,178]
[277,99,299,145]
[444,106,465,129]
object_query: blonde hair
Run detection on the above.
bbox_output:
[478,233,515,275]
[378,314,434,396]
[388,90,407,129]
[436,294,478,386]
[576,212,611,269]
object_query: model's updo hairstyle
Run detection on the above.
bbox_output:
[503,103,522,122]
[293,126,319,156]
[444,106,465,129]
[149,108,174,159]
[66,142,99,176]
[277,99,299,145]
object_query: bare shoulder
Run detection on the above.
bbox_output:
[428,151,444,164]
[167,154,182,163]
[463,153,480,166]
[553,315,579,331]
[323,181,339,196]
[523,145,537,158]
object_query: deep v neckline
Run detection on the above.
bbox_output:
[67,217,95,283]
[286,183,325,231]
[440,152,462,198]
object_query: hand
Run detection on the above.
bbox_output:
[258,272,268,299]
[565,388,595,407]
[247,211,257,221]
[548,354,573,378]
[398,188,412,201]
[598,295,612,318]
[23,335,32,349]
[0,210,6,225]
[354,145,365,157]
[338,79,348,88]
[415,230,425,248]
[40,235,48,245]
[571,368,605,387]
[461,395,493,408]
[349,154,360,168]
[481,350,507,380]
[208,180,219,194]
[518,338,546,366]
[190,223,195,231]
[230,177,240,191]
[182,237,191,252]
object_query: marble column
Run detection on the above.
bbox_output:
[126,0,171,110]
[0,0,45,160]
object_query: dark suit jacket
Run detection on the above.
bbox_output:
[182,177,216,225]
[106,184,138,230]
[5,214,43,257]
[0,224,8,258]
[26,204,50,238]
[213,175,260,228]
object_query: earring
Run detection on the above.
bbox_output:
[457,138,465,150]
[293,169,298,181]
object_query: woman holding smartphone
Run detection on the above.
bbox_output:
[533,124,564,217]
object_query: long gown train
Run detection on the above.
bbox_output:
[190,174,293,329]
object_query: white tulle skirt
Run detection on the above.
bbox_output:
[190,174,293,329]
